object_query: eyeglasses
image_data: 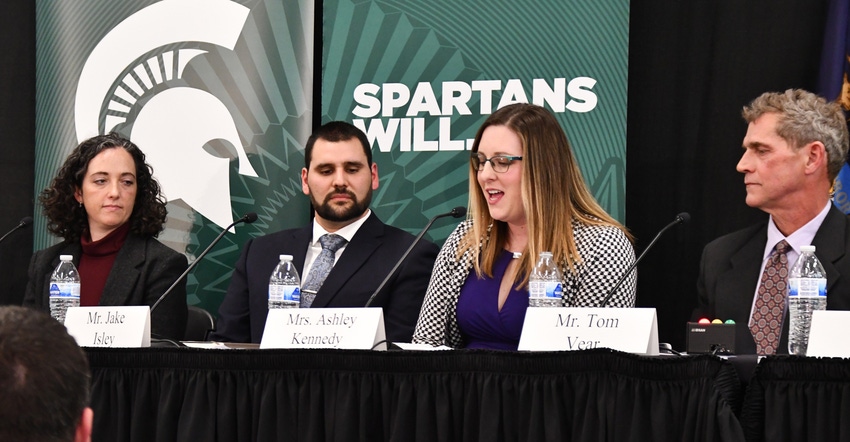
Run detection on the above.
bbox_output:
[470,153,523,173]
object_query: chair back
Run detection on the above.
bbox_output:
[184,305,215,341]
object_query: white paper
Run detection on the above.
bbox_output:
[393,342,454,351]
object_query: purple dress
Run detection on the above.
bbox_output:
[456,250,529,350]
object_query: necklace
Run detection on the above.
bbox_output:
[512,252,522,259]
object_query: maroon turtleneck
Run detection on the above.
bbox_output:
[79,222,131,306]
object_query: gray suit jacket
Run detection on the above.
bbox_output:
[695,205,850,354]
[23,234,188,340]
[210,212,439,343]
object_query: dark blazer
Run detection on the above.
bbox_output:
[210,212,439,344]
[695,205,850,354]
[23,234,188,340]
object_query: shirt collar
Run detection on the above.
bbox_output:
[765,202,831,260]
[310,209,371,245]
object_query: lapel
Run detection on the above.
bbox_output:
[310,213,383,307]
[715,225,766,325]
[288,226,312,276]
[99,234,144,306]
[812,205,847,294]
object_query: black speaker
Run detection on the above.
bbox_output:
[686,322,736,354]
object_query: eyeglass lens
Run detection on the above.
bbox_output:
[472,154,515,172]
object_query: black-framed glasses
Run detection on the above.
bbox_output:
[470,153,523,173]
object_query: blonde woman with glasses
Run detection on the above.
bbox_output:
[413,103,636,350]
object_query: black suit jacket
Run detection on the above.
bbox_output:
[23,234,189,340]
[695,205,850,354]
[210,212,439,343]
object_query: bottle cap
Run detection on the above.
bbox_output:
[800,245,816,253]
[60,255,73,261]
[279,254,293,261]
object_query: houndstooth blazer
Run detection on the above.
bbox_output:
[412,218,636,348]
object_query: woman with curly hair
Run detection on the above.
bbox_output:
[413,103,636,350]
[23,133,187,340]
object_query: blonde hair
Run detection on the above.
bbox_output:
[460,103,631,287]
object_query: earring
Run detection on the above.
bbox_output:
[78,201,83,208]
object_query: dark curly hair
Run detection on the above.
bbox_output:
[40,133,168,242]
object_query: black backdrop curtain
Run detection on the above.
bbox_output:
[0,0,35,307]
[0,1,832,350]
[627,0,829,349]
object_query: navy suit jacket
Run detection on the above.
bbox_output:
[695,205,850,354]
[23,234,189,340]
[210,212,439,343]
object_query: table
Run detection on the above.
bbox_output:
[85,347,745,442]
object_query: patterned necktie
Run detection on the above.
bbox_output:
[749,239,790,355]
[300,234,348,308]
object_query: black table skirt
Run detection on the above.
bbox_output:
[741,355,850,442]
[85,348,744,442]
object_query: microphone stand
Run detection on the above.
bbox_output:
[599,212,690,307]
[151,213,257,312]
[0,217,32,244]
[364,207,465,307]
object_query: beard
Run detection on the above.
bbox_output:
[311,187,372,223]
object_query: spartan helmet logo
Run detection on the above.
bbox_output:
[74,0,258,230]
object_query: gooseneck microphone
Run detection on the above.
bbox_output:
[151,212,258,313]
[599,212,690,307]
[0,216,33,244]
[364,206,466,307]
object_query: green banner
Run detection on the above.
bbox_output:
[35,0,314,311]
[322,0,629,242]
[34,0,627,315]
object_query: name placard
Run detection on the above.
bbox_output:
[64,306,151,348]
[518,307,659,355]
[260,307,387,350]
[806,310,850,357]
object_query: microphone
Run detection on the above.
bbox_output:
[151,212,258,312]
[364,206,466,307]
[598,212,690,307]
[0,216,33,244]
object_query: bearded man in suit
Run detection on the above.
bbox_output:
[695,89,850,355]
[211,121,438,343]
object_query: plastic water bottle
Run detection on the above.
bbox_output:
[49,255,80,323]
[529,251,564,307]
[268,254,301,309]
[788,245,827,355]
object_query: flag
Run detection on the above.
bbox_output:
[822,0,850,213]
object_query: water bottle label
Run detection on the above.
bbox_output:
[529,281,563,298]
[270,285,301,302]
[545,281,563,298]
[788,277,827,298]
[529,281,545,298]
[283,286,300,302]
[49,282,80,298]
